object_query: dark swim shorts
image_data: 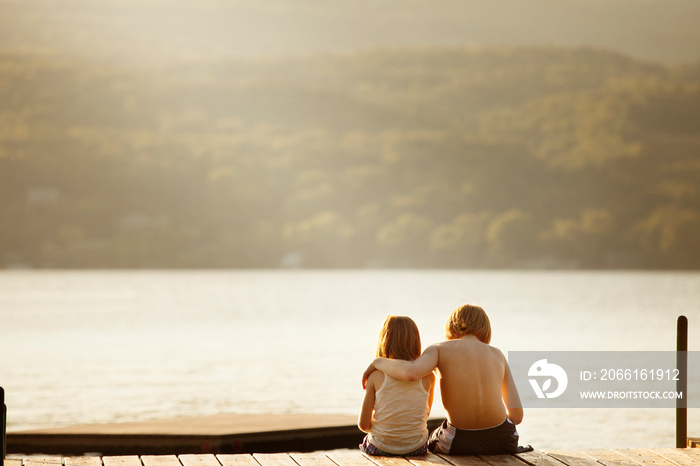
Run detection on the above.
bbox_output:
[428,418,520,455]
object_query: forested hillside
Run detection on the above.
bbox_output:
[1,46,699,269]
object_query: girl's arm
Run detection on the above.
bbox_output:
[358,371,382,432]
[423,371,436,411]
[362,345,439,388]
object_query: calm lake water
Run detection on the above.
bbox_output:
[1,270,699,449]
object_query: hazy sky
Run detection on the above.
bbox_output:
[1,0,699,64]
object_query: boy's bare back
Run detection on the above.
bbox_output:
[432,335,509,429]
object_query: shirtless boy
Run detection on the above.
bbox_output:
[362,304,526,455]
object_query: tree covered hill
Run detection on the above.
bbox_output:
[1,46,699,269]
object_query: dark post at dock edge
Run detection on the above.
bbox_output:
[2,385,6,466]
[677,315,688,448]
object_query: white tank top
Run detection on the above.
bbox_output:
[368,373,431,454]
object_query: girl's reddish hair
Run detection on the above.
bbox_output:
[376,315,422,361]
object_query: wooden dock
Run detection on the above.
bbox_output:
[5,414,371,456]
[6,449,700,466]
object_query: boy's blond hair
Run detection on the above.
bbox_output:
[445,304,492,343]
[376,315,422,361]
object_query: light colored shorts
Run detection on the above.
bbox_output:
[359,435,429,457]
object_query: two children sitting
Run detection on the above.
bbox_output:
[359,304,529,456]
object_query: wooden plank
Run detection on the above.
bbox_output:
[361,455,414,466]
[680,450,700,459]
[614,450,678,465]
[65,458,104,466]
[512,451,564,466]
[103,457,143,466]
[581,449,644,466]
[180,455,222,466]
[290,453,337,466]
[325,449,377,466]
[141,456,183,466]
[252,454,298,466]
[217,455,261,466]
[24,457,65,466]
[478,454,527,466]
[649,448,700,465]
[544,450,600,466]
[434,454,491,466]
[408,452,454,466]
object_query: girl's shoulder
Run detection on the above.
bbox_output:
[367,369,386,391]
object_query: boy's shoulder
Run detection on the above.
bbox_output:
[434,339,506,359]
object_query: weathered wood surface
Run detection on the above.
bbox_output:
[6,449,700,466]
